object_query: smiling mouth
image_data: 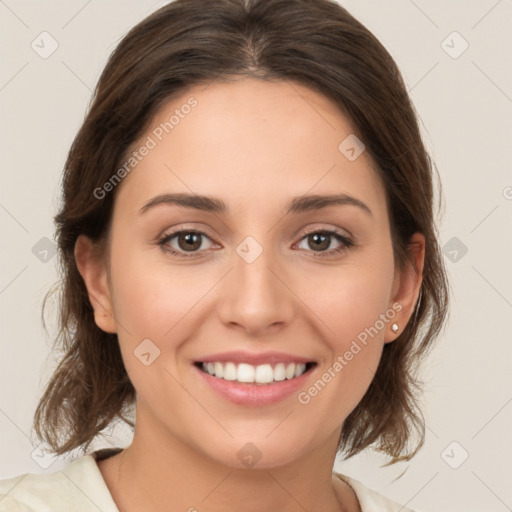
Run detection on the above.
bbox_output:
[194,361,317,385]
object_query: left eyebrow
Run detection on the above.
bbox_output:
[139,192,373,217]
[287,193,373,217]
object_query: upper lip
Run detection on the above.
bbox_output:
[195,351,315,366]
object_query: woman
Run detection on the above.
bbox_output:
[0,0,449,510]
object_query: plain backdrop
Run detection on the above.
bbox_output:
[1,1,511,511]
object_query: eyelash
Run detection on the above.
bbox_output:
[157,228,354,259]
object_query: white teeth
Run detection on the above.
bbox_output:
[237,363,255,383]
[200,361,310,384]
[255,364,273,383]
[294,363,306,378]
[285,363,296,380]
[223,362,237,380]
[214,362,224,378]
[273,363,286,381]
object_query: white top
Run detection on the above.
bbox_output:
[0,448,414,512]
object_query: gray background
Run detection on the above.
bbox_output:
[1,1,511,511]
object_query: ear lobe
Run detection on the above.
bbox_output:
[385,232,425,343]
[74,234,117,334]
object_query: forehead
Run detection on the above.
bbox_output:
[115,77,387,220]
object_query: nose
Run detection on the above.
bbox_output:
[217,241,296,337]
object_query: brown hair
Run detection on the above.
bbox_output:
[33,0,450,463]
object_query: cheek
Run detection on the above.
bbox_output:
[109,229,394,416]
[107,247,220,402]
[109,242,200,338]
[108,252,203,414]
[297,249,395,347]
[294,251,394,413]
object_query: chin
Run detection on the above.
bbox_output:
[203,436,311,471]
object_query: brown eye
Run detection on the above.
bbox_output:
[306,233,331,251]
[296,229,353,257]
[299,230,354,258]
[176,232,203,252]
[158,228,353,259]
[159,230,214,256]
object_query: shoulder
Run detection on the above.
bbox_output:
[0,449,120,512]
[334,472,416,512]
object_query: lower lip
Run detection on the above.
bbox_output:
[193,364,316,406]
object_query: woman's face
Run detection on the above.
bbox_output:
[80,77,422,468]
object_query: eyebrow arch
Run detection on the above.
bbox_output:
[139,192,373,217]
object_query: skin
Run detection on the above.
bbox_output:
[75,77,425,512]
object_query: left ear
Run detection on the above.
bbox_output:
[384,232,425,343]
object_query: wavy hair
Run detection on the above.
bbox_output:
[33,0,450,463]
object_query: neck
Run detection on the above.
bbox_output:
[98,405,359,512]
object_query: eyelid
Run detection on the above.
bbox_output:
[297,223,353,240]
[157,224,354,258]
[155,223,217,244]
[157,228,217,254]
